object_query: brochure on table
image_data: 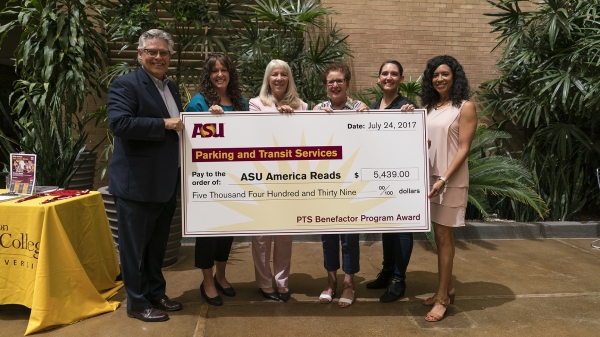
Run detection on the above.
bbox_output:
[0,153,37,202]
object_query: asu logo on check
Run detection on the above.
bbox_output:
[191,123,224,138]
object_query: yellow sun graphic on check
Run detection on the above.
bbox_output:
[208,132,394,232]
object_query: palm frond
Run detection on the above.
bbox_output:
[479,0,600,220]
[466,126,549,220]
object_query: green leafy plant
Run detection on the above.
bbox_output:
[233,0,352,108]
[0,0,108,186]
[479,0,600,220]
[158,0,243,92]
[97,0,240,91]
[0,0,107,117]
[466,125,548,220]
[98,1,159,53]
[0,97,94,187]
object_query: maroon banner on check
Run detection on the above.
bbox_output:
[192,146,343,162]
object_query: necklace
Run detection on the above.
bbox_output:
[381,94,398,109]
[434,98,451,110]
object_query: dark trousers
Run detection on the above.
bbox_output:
[194,236,234,269]
[114,192,177,311]
[321,234,360,274]
[381,232,414,281]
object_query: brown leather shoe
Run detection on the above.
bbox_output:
[151,296,183,311]
[127,308,169,322]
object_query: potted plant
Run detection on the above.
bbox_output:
[0,0,108,188]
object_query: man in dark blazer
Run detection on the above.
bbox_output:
[108,29,183,322]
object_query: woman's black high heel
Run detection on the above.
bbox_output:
[201,283,223,306]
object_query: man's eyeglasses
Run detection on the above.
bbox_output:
[143,49,171,58]
[326,79,346,87]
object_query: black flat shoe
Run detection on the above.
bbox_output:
[259,288,280,301]
[380,280,406,303]
[278,291,291,302]
[127,308,169,322]
[201,283,223,306]
[214,275,236,297]
[366,270,392,289]
[151,295,182,311]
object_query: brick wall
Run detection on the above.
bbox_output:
[320,0,525,101]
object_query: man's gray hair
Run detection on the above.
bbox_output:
[138,29,175,54]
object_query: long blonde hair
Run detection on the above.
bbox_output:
[259,59,303,108]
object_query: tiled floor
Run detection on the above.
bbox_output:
[2,239,600,336]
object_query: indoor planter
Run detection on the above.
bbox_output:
[98,186,182,267]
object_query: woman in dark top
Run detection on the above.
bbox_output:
[365,60,415,303]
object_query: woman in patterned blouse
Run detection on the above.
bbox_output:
[313,63,367,308]
[314,63,369,112]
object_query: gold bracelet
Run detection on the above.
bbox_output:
[438,176,448,186]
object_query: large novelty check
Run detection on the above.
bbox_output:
[180,110,430,236]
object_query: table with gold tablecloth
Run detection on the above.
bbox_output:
[0,191,123,335]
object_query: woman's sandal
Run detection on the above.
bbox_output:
[319,281,337,304]
[338,282,355,308]
[425,297,450,322]
[423,286,455,306]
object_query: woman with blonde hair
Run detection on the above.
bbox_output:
[249,59,307,113]
[249,59,307,302]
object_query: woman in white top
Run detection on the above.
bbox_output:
[249,59,307,302]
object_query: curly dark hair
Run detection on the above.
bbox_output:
[420,55,470,110]
[198,53,245,111]
[321,63,351,84]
